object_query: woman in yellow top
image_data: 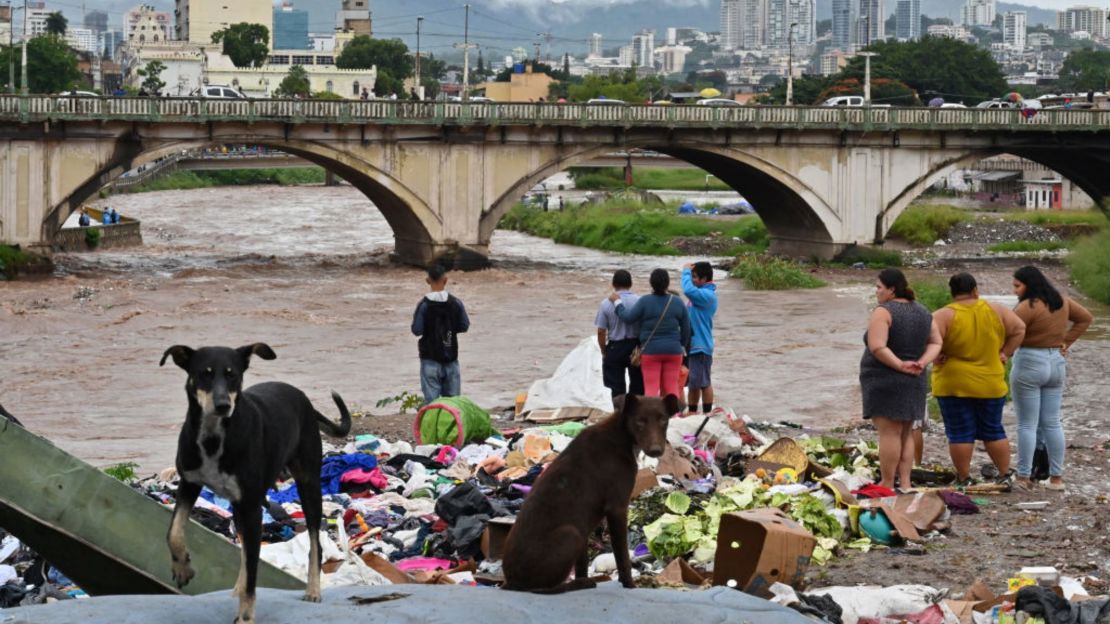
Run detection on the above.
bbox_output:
[1010,266,1093,492]
[932,273,1026,485]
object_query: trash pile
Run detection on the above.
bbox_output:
[0,531,88,608]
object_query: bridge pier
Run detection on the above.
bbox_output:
[392,238,490,271]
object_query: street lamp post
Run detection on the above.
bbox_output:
[786,22,798,106]
[415,16,423,100]
[858,51,878,106]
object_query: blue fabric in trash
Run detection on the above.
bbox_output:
[678,202,697,214]
[267,453,378,503]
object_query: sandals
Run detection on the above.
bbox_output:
[1012,478,1035,492]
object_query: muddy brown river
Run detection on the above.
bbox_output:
[1,185,1106,472]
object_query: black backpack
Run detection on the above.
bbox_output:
[419,297,459,363]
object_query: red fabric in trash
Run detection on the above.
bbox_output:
[851,484,898,499]
[340,467,388,490]
[394,557,454,573]
[859,604,946,624]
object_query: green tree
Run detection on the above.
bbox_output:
[211,23,270,68]
[274,64,310,97]
[760,74,831,105]
[0,37,80,93]
[45,12,67,36]
[312,90,343,100]
[816,77,919,105]
[842,37,1006,105]
[137,60,166,94]
[337,36,411,76]
[1058,48,1110,91]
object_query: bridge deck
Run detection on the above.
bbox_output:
[3,96,1110,132]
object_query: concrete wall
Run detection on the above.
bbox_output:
[53,222,143,252]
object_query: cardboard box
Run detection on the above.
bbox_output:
[630,468,658,499]
[480,517,516,561]
[712,508,816,598]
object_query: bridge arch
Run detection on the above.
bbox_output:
[43,137,444,265]
[479,141,839,256]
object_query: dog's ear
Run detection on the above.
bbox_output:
[662,393,681,416]
[620,393,639,414]
[160,346,194,370]
[237,343,276,366]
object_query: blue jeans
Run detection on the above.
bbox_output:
[1010,347,1067,478]
[420,359,461,405]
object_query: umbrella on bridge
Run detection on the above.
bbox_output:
[1004,92,1024,104]
[928,97,945,107]
[699,87,722,98]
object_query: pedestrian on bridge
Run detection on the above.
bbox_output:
[102,208,112,225]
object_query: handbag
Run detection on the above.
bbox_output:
[629,295,674,368]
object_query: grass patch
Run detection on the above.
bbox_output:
[0,245,32,279]
[569,167,733,191]
[499,200,768,255]
[914,280,951,312]
[1003,209,1108,226]
[830,245,904,268]
[1069,228,1110,304]
[730,255,825,290]
[986,240,1070,253]
[127,167,327,192]
[888,204,969,245]
[103,462,139,482]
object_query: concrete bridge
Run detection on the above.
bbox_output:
[3,95,1110,267]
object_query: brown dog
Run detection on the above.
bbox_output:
[501,393,678,592]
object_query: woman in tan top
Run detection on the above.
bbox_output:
[1010,266,1094,492]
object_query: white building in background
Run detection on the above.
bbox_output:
[895,0,921,41]
[766,0,816,51]
[820,48,851,75]
[1027,32,1053,48]
[666,27,677,45]
[1003,11,1027,50]
[720,0,743,51]
[927,23,975,42]
[738,0,767,50]
[857,0,884,47]
[962,0,996,27]
[512,46,528,62]
[65,26,97,52]
[309,34,335,52]
[124,4,173,44]
[1056,6,1107,37]
[24,2,50,39]
[618,45,634,66]
[655,44,691,74]
[588,33,602,57]
[632,29,655,69]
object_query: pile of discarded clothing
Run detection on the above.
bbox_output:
[0,530,87,608]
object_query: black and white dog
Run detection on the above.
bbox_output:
[160,343,351,623]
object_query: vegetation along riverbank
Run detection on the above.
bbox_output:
[122,167,327,193]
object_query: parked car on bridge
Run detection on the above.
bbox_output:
[696,98,742,107]
[57,90,99,97]
[822,95,865,106]
[976,99,1016,109]
[586,98,627,105]
[191,85,247,99]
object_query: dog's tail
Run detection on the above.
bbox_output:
[0,403,22,427]
[316,391,352,438]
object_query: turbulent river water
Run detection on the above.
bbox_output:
[2,185,1107,471]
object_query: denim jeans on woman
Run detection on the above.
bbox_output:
[1009,347,1067,478]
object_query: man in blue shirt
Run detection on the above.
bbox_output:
[102,207,112,225]
[682,261,719,413]
[595,269,643,397]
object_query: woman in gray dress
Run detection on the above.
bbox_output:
[861,269,943,490]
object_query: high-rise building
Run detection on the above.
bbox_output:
[666,27,677,45]
[273,2,309,50]
[66,26,97,52]
[961,0,996,27]
[24,2,50,39]
[767,0,816,50]
[174,0,270,47]
[656,45,691,74]
[832,0,858,52]
[125,4,173,45]
[100,30,125,57]
[618,45,634,66]
[720,0,743,51]
[85,10,108,35]
[588,33,602,58]
[820,48,850,75]
[336,0,371,36]
[857,0,884,47]
[632,29,655,68]
[1056,6,1107,37]
[895,0,920,40]
[1003,11,1026,49]
[739,0,767,50]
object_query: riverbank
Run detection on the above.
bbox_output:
[120,167,326,193]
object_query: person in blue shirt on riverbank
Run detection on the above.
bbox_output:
[682,261,719,414]
[102,208,112,225]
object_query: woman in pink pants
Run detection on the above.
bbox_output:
[611,268,691,401]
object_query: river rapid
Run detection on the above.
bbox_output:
[2,185,1107,471]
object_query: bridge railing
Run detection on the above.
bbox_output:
[3,95,1110,131]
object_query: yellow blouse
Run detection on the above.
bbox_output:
[932,299,1008,398]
